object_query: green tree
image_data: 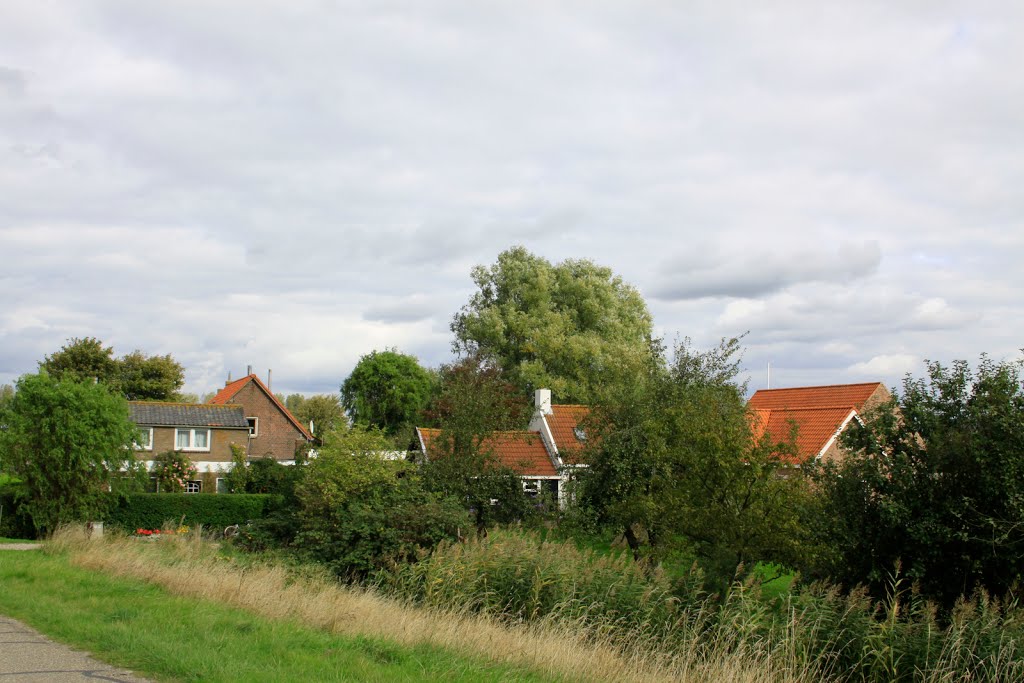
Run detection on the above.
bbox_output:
[811,355,1024,607]
[578,338,810,585]
[0,373,139,533]
[40,337,118,385]
[118,350,185,401]
[421,355,536,535]
[294,426,466,579]
[451,246,654,403]
[284,394,346,441]
[341,349,436,440]
[40,338,185,401]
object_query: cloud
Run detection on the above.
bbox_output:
[651,241,881,301]
[848,354,918,377]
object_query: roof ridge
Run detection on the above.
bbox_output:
[752,382,882,393]
[766,405,858,412]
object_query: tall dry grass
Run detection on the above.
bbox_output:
[48,527,813,683]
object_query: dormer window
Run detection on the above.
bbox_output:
[574,427,587,442]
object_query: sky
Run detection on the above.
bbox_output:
[1,1,1021,398]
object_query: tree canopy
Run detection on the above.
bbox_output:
[451,246,654,404]
[0,373,138,533]
[280,393,347,441]
[40,337,185,401]
[578,338,810,586]
[811,355,1024,607]
[341,349,436,440]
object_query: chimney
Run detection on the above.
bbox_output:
[267,369,272,390]
[226,371,232,385]
[246,364,253,377]
[535,389,552,416]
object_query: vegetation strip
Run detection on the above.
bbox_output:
[0,548,552,683]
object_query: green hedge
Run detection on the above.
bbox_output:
[105,493,284,532]
[0,488,36,540]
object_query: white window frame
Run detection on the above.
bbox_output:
[246,417,259,438]
[134,427,154,451]
[175,428,211,452]
[184,480,202,494]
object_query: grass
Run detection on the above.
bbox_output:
[0,546,554,682]
[26,528,802,683]
[0,537,35,543]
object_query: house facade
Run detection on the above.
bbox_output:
[209,372,314,462]
[747,382,891,464]
[129,402,250,493]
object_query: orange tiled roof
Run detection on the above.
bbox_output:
[752,406,857,464]
[417,427,557,477]
[748,382,883,412]
[208,374,313,441]
[547,404,590,465]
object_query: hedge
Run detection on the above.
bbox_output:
[104,493,284,532]
[0,487,36,540]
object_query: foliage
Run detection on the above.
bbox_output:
[117,350,186,401]
[421,355,538,534]
[104,493,282,532]
[39,337,186,401]
[0,483,35,539]
[379,528,685,637]
[293,426,466,579]
[341,349,436,441]
[451,246,654,403]
[811,355,1024,607]
[0,373,138,534]
[577,337,813,587]
[284,393,347,441]
[150,450,198,493]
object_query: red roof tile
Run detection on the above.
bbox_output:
[748,382,884,412]
[547,404,590,464]
[208,374,313,441]
[752,406,857,464]
[418,427,557,477]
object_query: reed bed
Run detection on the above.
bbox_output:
[48,527,806,683]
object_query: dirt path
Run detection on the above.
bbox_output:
[0,615,152,682]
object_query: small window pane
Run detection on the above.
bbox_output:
[194,429,209,448]
[176,429,190,449]
[185,480,201,494]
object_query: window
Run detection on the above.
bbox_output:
[175,428,210,452]
[185,480,202,494]
[246,417,258,438]
[216,478,228,494]
[134,427,153,451]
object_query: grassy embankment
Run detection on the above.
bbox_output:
[0,529,806,683]
[0,545,557,682]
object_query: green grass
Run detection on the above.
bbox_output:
[0,549,554,682]
[0,537,35,543]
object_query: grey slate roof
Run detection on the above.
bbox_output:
[129,402,249,429]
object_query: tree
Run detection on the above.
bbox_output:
[341,349,436,440]
[40,337,118,385]
[290,394,346,441]
[811,355,1024,607]
[421,355,536,534]
[118,350,185,401]
[578,338,811,585]
[293,425,466,579]
[0,373,138,533]
[39,338,185,401]
[451,246,654,403]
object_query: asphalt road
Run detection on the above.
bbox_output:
[0,614,152,682]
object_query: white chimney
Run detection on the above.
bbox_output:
[535,389,552,416]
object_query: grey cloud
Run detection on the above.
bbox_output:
[0,66,26,97]
[652,241,881,301]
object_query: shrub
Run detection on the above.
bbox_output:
[0,483,35,539]
[150,450,197,493]
[104,493,282,532]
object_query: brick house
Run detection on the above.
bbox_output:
[129,402,250,493]
[747,382,891,464]
[209,372,313,462]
